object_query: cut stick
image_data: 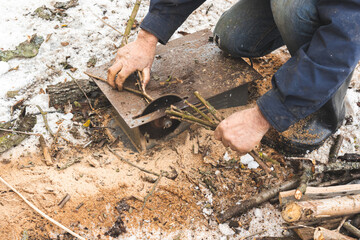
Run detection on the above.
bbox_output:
[280,184,360,206]
[39,135,53,166]
[217,177,300,223]
[329,134,344,162]
[36,105,54,137]
[0,176,86,240]
[193,91,223,122]
[287,218,342,240]
[166,110,218,130]
[249,150,271,175]
[282,194,360,223]
[184,100,215,124]
[314,227,356,240]
[343,222,360,238]
[142,172,163,210]
[294,166,313,200]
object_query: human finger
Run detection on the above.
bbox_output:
[214,127,222,141]
[107,61,123,89]
[115,66,134,91]
[142,67,151,89]
[221,137,230,148]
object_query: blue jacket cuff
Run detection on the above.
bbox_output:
[140,12,176,44]
[257,88,299,132]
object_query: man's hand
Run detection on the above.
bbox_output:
[107,29,158,91]
[214,105,270,154]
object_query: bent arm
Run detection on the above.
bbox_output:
[140,0,206,44]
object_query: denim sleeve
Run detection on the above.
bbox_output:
[140,0,206,44]
[257,0,360,132]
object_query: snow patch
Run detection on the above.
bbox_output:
[240,154,259,169]
[218,223,235,236]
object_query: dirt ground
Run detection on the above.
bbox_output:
[0,49,297,239]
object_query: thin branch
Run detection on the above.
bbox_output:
[90,10,123,36]
[295,165,313,200]
[249,151,272,175]
[36,105,54,137]
[329,134,344,162]
[0,128,40,136]
[165,110,217,130]
[193,91,223,122]
[107,146,160,177]
[121,0,142,47]
[67,72,94,110]
[336,216,349,232]
[343,222,360,238]
[184,100,215,124]
[142,172,163,211]
[136,71,152,102]
[169,116,211,130]
[84,72,153,102]
[0,176,85,240]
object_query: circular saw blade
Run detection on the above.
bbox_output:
[139,95,182,139]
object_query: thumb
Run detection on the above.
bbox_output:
[214,127,222,141]
[142,67,151,89]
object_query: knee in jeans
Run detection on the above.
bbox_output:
[271,0,319,29]
[213,28,255,58]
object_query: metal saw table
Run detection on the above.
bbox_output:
[86,29,262,151]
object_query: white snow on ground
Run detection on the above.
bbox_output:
[240,153,260,169]
[0,0,359,239]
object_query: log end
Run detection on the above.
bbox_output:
[282,202,302,223]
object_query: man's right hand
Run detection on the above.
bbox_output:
[107,29,158,91]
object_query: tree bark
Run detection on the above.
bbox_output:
[46,79,108,109]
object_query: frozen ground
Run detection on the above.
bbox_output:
[0,0,359,239]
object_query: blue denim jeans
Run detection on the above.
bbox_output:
[213,0,320,57]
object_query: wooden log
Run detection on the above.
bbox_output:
[279,184,360,206]
[313,227,356,240]
[46,79,109,109]
[282,194,360,223]
[290,218,342,240]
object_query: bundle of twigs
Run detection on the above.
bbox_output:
[165,91,221,130]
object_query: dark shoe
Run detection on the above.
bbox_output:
[262,71,353,155]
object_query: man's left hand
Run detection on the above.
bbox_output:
[214,105,271,154]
